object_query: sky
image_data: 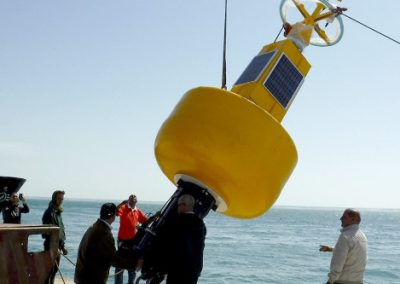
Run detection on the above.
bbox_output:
[1,0,400,212]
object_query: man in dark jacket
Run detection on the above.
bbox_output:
[2,192,29,224]
[42,190,67,284]
[74,203,137,284]
[160,194,207,284]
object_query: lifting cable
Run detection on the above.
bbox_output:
[59,251,124,278]
[273,9,400,47]
[221,0,228,89]
[340,12,400,46]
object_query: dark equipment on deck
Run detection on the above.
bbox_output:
[132,179,216,284]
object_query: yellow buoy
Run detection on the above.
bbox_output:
[155,0,344,218]
[155,86,297,218]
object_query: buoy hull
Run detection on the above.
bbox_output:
[155,87,297,218]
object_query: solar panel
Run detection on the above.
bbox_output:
[234,52,276,85]
[264,54,304,109]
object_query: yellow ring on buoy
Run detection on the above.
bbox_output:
[155,87,297,218]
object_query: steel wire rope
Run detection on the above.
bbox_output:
[55,252,66,284]
[59,251,125,279]
[60,252,76,267]
[221,0,285,88]
[341,12,400,45]
[221,0,228,89]
[274,6,400,47]
[274,25,284,42]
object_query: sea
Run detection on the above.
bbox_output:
[17,198,400,284]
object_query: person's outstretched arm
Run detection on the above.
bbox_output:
[319,245,333,252]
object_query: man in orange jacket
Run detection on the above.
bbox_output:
[115,194,148,284]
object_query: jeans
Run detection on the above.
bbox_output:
[115,267,136,284]
[43,240,61,284]
[115,238,137,284]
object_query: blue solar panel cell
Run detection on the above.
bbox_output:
[234,52,276,85]
[264,54,303,108]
